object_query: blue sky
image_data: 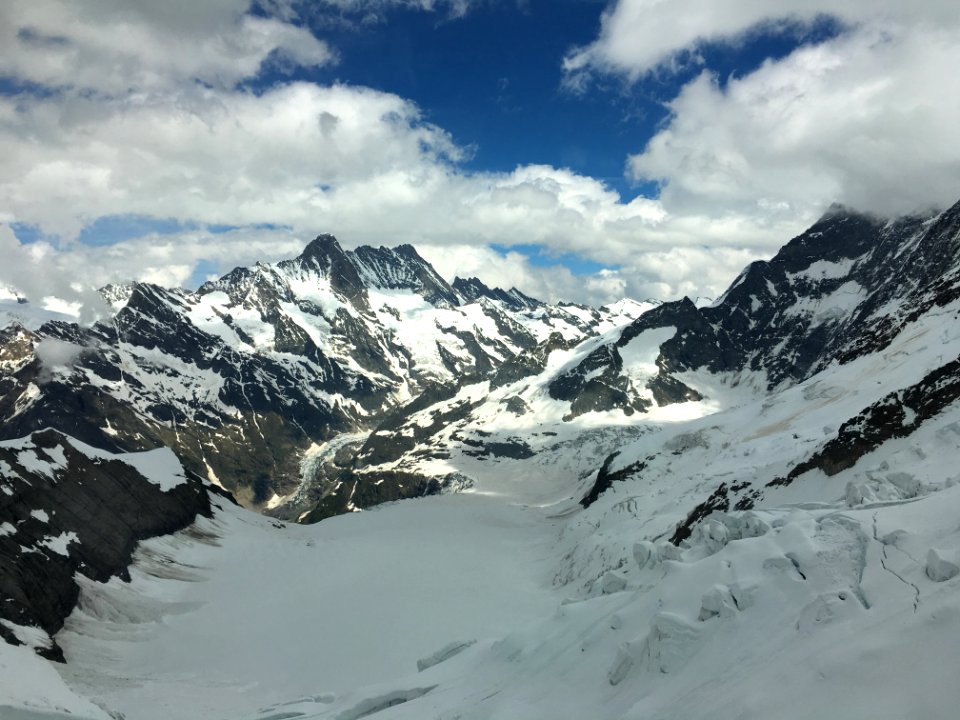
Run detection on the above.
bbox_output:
[282,0,650,198]
[1,0,959,313]
[251,1,841,202]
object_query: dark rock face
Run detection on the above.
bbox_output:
[0,235,590,510]
[669,484,732,546]
[453,277,541,311]
[772,355,960,486]
[354,244,461,308]
[501,396,530,416]
[490,332,576,390]
[551,200,960,419]
[294,234,370,310]
[464,439,535,460]
[580,454,646,508]
[299,469,447,523]
[0,430,216,661]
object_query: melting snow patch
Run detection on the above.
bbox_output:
[783,280,865,326]
[204,460,226,490]
[619,326,675,385]
[265,492,289,510]
[38,531,78,557]
[16,450,58,479]
[789,257,858,282]
[64,438,188,491]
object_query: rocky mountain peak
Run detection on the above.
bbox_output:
[300,233,345,261]
[287,234,369,309]
[351,244,459,308]
[452,277,541,311]
[775,206,884,272]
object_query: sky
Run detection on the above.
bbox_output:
[1,0,959,318]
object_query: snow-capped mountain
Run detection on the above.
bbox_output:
[0,430,217,661]
[0,236,647,513]
[313,201,960,517]
[4,199,960,720]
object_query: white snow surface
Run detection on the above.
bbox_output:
[10,295,960,718]
[0,639,111,720]
[57,495,557,720]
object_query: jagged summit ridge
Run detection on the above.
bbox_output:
[452,276,541,311]
[6,200,960,720]
[0,234,647,517]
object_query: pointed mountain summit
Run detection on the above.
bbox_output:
[289,234,369,308]
[452,276,541,311]
[352,243,460,307]
[0,232,637,520]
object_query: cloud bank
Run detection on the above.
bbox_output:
[567,1,960,217]
[1,0,958,315]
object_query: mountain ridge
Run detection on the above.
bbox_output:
[0,235,648,512]
[6,199,960,719]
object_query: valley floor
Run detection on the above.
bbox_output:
[10,457,960,720]
[54,493,561,720]
[7,302,960,719]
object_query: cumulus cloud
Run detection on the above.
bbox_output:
[563,0,960,79]
[418,243,628,306]
[0,225,109,323]
[1,68,789,308]
[7,0,957,316]
[566,1,960,218]
[629,24,960,217]
[0,0,333,94]
[0,83,461,239]
[34,338,87,384]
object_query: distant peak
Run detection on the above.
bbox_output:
[302,234,345,259]
[452,277,541,310]
[453,276,490,291]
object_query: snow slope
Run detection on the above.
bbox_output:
[6,203,960,718]
[57,494,559,720]
[39,290,960,718]
[44,353,960,719]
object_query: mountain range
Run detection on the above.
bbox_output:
[3,199,960,719]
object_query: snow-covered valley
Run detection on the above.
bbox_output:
[8,334,960,719]
[4,202,960,719]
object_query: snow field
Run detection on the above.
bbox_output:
[57,494,560,720]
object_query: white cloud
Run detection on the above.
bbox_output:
[628,24,960,217]
[9,0,956,316]
[0,83,461,240]
[0,225,109,323]
[566,1,960,219]
[34,337,86,383]
[417,243,623,306]
[0,0,333,94]
[2,70,792,309]
[563,0,960,79]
